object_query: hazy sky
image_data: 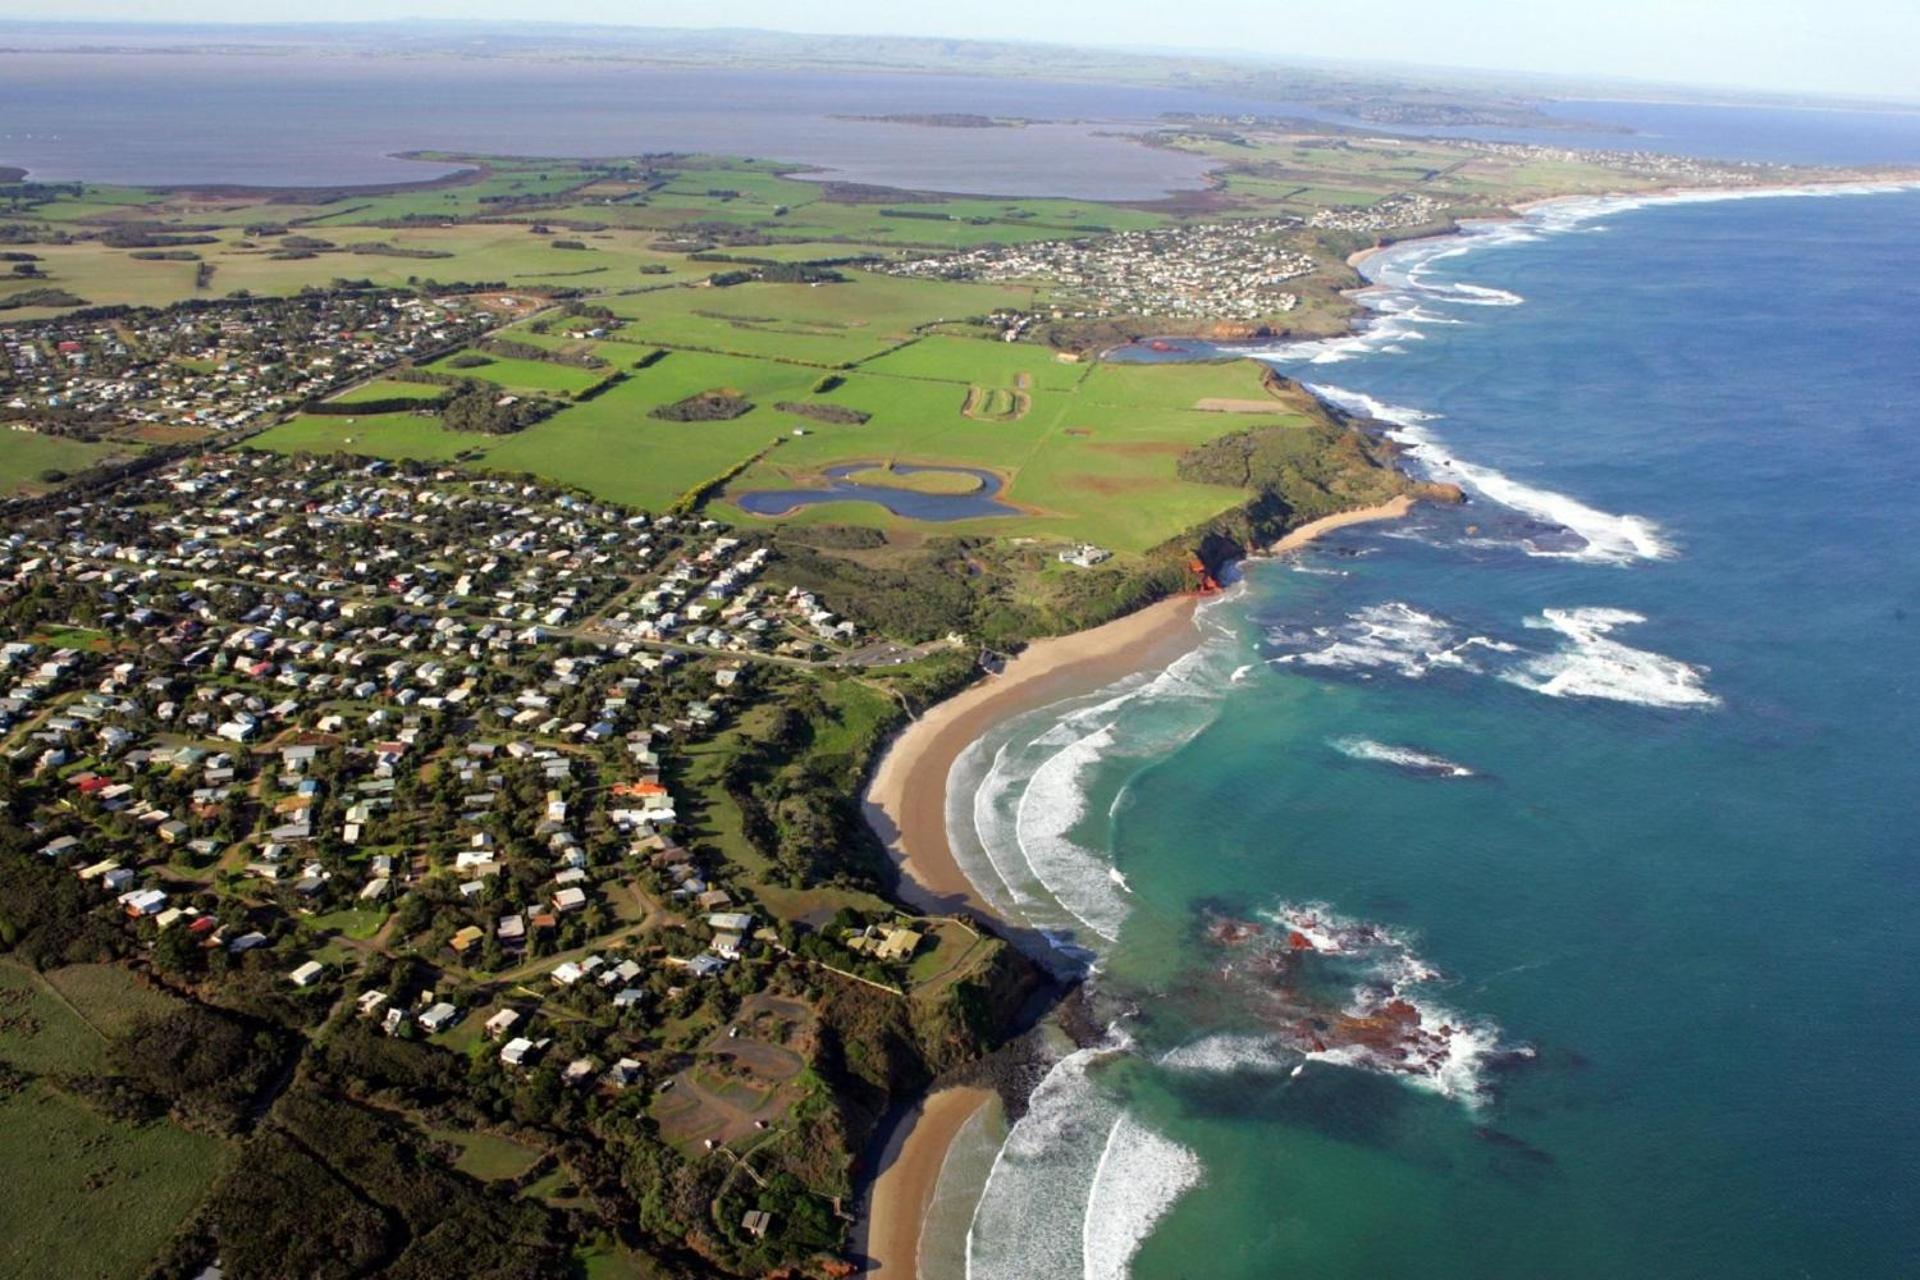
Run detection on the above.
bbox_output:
[9,1,1919,102]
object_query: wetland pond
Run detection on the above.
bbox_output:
[733,463,1018,520]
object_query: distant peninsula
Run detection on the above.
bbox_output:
[830,112,1031,129]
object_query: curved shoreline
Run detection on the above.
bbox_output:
[854,496,1422,1278]
[863,591,1206,922]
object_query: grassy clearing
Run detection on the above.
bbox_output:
[42,964,177,1038]
[425,351,605,395]
[841,466,985,495]
[427,1125,545,1181]
[310,907,388,941]
[0,432,126,494]
[0,1082,230,1280]
[249,411,483,462]
[0,961,110,1074]
[334,378,447,404]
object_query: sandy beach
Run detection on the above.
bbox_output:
[863,591,1204,920]
[856,496,1420,1276]
[1270,494,1416,554]
[855,1086,996,1279]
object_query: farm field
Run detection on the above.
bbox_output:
[260,332,1300,554]
[714,354,1307,553]
[425,350,608,395]
[853,333,1086,392]
[0,223,702,318]
[599,271,1036,366]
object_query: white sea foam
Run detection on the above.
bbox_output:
[961,737,1052,922]
[968,1047,1115,1280]
[1157,1032,1297,1075]
[1081,1113,1205,1280]
[1502,606,1720,707]
[1017,724,1134,942]
[1271,602,1463,679]
[1257,903,1509,1106]
[1330,736,1475,778]
[952,630,1238,950]
[968,1032,1205,1280]
[1268,600,1715,711]
[1306,383,1671,565]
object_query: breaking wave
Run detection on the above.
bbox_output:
[950,626,1241,952]
[1157,1031,1297,1075]
[968,1034,1204,1280]
[1268,600,1715,709]
[1082,1113,1205,1280]
[1330,736,1475,778]
[1503,607,1720,708]
[1237,902,1520,1106]
[1270,601,1499,680]
[1306,383,1671,565]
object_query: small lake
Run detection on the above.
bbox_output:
[733,463,1018,521]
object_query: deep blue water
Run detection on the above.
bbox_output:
[948,187,1920,1278]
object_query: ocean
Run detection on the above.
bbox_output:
[941,184,1920,1278]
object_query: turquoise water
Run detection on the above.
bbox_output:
[946,186,1920,1279]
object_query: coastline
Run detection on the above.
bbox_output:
[1270,494,1416,553]
[848,169,1920,1280]
[1344,173,1920,272]
[854,1086,996,1280]
[863,591,1205,922]
[855,495,1424,1277]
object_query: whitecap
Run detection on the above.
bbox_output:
[1330,736,1475,778]
[1306,383,1671,565]
[1157,1032,1297,1075]
[1502,606,1719,708]
[1269,601,1461,679]
[951,630,1239,950]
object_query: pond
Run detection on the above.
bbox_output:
[733,463,1019,521]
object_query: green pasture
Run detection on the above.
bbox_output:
[0,432,126,493]
[0,1082,229,1280]
[856,334,1088,392]
[251,411,482,462]
[425,351,606,395]
[335,378,447,404]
